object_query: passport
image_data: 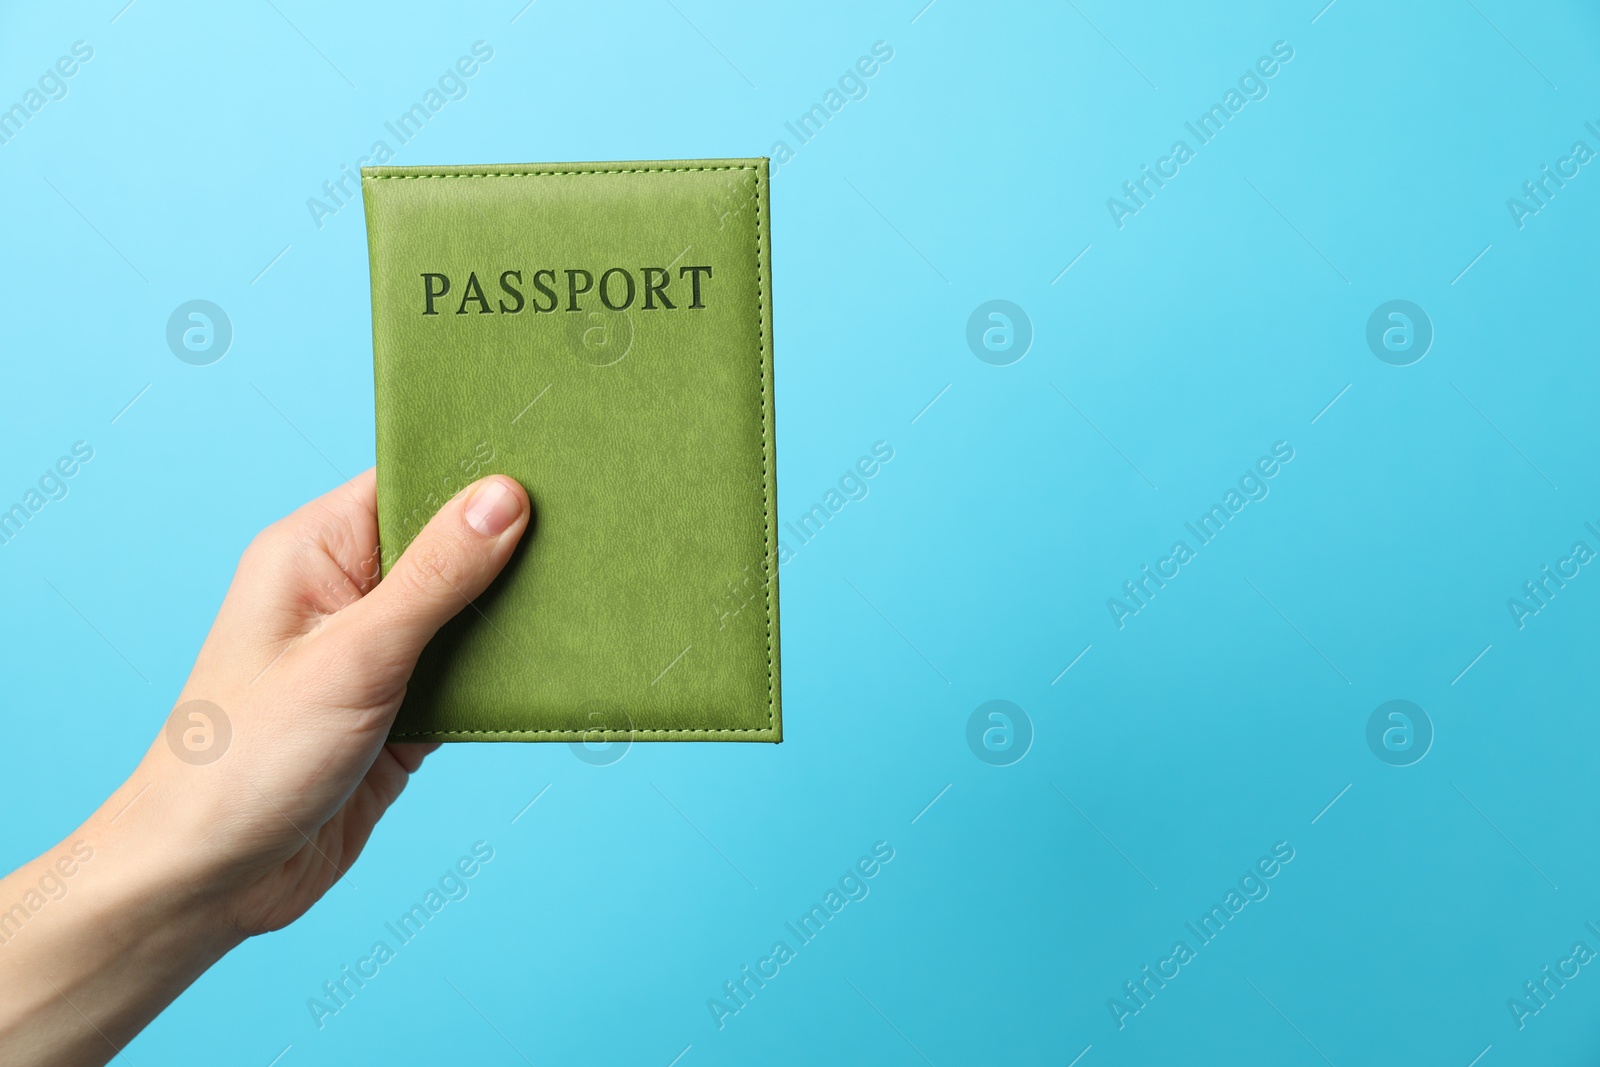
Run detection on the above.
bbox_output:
[363,159,780,743]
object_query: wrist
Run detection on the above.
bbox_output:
[0,773,244,1067]
[78,768,251,956]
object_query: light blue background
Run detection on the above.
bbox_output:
[3,0,1600,1063]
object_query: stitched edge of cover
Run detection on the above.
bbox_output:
[371,163,779,740]
[386,728,778,740]
[753,163,778,740]
[365,166,757,178]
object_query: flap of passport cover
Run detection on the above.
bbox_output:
[363,159,779,743]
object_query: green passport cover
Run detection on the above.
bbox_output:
[362,159,780,743]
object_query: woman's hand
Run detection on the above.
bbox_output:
[0,469,528,1067]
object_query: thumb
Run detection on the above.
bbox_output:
[343,474,529,662]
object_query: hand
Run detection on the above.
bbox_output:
[0,469,529,1067]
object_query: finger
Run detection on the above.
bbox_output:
[268,468,377,536]
[291,467,382,597]
[352,745,439,821]
[236,469,381,606]
[386,742,441,774]
[338,475,528,662]
[335,746,429,870]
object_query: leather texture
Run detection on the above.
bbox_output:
[363,159,780,743]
